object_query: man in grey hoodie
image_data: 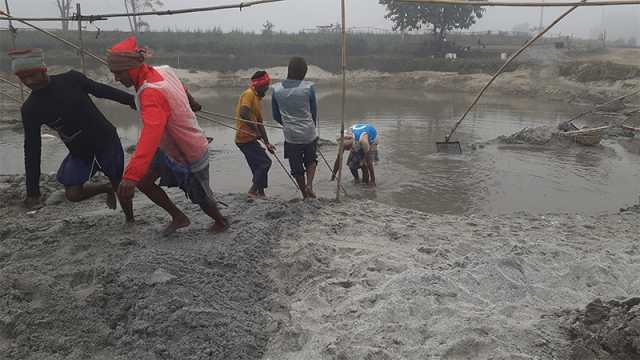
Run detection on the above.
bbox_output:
[272,57,318,199]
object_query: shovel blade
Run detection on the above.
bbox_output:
[436,141,462,154]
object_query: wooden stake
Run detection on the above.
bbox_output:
[336,0,347,201]
[0,10,107,65]
[77,3,86,74]
[4,0,24,102]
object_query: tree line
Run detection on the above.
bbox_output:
[48,0,484,51]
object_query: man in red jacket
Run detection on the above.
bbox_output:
[107,36,227,236]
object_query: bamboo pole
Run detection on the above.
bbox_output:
[0,10,107,65]
[3,0,24,102]
[77,3,86,74]
[400,0,640,6]
[123,0,137,34]
[444,0,585,143]
[335,0,347,201]
[0,0,285,22]
[567,88,640,123]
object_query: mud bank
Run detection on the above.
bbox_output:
[562,298,640,360]
[1,174,640,359]
[3,62,640,122]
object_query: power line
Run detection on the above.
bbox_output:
[0,0,284,22]
[401,0,640,6]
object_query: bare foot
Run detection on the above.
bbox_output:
[209,218,229,234]
[106,191,117,210]
[247,191,259,199]
[162,215,191,236]
[305,187,317,199]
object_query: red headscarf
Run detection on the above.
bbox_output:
[251,72,271,89]
[106,36,150,72]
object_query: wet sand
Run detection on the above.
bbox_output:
[2,64,640,359]
[1,175,640,359]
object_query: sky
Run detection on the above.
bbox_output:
[3,0,640,40]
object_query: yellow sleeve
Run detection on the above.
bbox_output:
[239,90,255,110]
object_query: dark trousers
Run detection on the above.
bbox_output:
[237,140,272,192]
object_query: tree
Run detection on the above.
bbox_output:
[124,0,164,33]
[262,20,275,36]
[55,0,72,32]
[379,0,485,48]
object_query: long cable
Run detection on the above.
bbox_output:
[196,112,302,196]
[200,109,283,129]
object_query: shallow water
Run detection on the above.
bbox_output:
[2,86,639,215]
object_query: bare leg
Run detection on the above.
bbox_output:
[350,167,361,184]
[248,184,258,198]
[303,162,317,198]
[109,179,134,222]
[362,165,370,185]
[294,176,307,198]
[203,203,229,233]
[65,184,114,205]
[136,169,190,236]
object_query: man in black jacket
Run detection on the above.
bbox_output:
[11,49,136,221]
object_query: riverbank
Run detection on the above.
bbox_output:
[1,174,639,359]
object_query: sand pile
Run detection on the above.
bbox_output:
[495,126,563,146]
[562,298,640,360]
[0,187,280,359]
[2,175,640,359]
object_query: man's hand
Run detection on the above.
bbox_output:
[117,179,138,200]
[190,101,202,113]
[24,195,42,209]
[186,90,202,112]
[266,143,276,154]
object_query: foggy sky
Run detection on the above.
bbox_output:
[3,0,640,40]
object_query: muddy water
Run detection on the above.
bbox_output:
[1,86,639,215]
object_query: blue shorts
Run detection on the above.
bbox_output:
[284,141,317,177]
[151,150,217,211]
[57,134,124,187]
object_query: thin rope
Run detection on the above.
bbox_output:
[200,109,283,129]
[196,112,302,196]
[0,10,107,65]
[400,0,640,6]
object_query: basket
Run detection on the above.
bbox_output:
[575,133,602,146]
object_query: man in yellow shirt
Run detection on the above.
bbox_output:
[235,71,275,198]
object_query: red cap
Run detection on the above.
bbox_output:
[110,36,138,53]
